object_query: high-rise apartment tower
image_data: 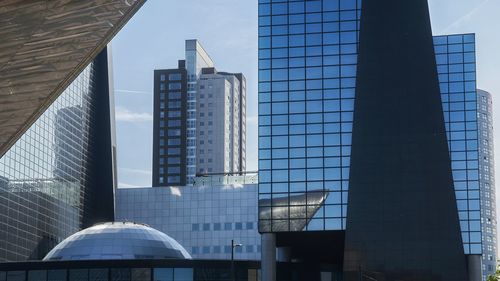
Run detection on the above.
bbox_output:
[477,89,497,278]
[153,40,246,187]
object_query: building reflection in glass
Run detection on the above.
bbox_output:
[0,50,113,261]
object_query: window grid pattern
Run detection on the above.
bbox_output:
[155,70,186,186]
[258,2,484,257]
[434,34,481,255]
[0,268,195,281]
[0,63,97,261]
[43,223,191,260]
[116,184,260,261]
[186,68,197,185]
[476,90,497,280]
[258,0,362,232]
[185,44,215,185]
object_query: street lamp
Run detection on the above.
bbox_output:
[231,239,243,281]
[231,239,243,261]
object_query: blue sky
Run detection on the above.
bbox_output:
[112,0,500,188]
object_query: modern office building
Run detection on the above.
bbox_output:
[435,34,481,259]
[0,49,116,261]
[0,1,145,261]
[476,89,497,277]
[435,35,499,280]
[116,174,260,260]
[0,259,263,281]
[153,40,246,187]
[0,223,250,281]
[0,0,144,157]
[258,1,492,280]
[0,222,264,280]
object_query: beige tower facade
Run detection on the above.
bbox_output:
[196,68,246,175]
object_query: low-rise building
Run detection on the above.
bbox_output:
[116,174,260,260]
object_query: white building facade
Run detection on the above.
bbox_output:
[477,89,497,277]
[116,175,260,260]
[196,69,246,175]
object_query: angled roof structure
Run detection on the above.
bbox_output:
[0,0,145,157]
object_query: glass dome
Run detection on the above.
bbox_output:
[43,222,191,261]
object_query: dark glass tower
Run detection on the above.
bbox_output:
[0,49,115,261]
[343,1,466,280]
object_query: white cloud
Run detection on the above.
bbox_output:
[115,106,152,122]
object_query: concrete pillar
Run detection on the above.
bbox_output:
[277,246,291,262]
[261,233,277,281]
[467,254,482,281]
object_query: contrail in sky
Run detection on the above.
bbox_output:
[115,89,151,95]
[441,0,490,33]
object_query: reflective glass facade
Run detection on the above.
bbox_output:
[434,34,481,255]
[258,0,486,261]
[0,267,197,281]
[0,50,115,261]
[185,40,215,185]
[258,0,362,233]
[44,223,191,261]
[0,0,145,156]
[0,260,268,281]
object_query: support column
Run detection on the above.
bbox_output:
[261,233,276,281]
[467,255,482,281]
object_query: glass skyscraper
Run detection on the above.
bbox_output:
[258,1,493,280]
[434,34,481,255]
[258,0,361,233]
[0,49,115,261]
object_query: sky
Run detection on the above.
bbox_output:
[111,0,500,189]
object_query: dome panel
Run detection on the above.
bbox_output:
[43,222,191,261]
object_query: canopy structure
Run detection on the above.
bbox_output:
[0,0,145,157]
